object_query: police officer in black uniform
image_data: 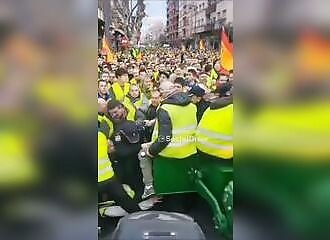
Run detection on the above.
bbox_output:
[106,100,145,199]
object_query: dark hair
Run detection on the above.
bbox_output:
[128,73,134,80]
[159,71,169,79]
[139,66,146,73]
[187,68,197,75]
[107,100,124,111]
[204,64,212,73]
[98,79,107,86]
[174,77,187,87]
[115,67,128,78]
[229,69,233,74]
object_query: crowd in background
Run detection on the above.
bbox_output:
[97,47,233,207]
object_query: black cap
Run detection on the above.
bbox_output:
[189,85,205,97]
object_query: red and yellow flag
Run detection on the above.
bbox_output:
[199,39,205,50]
[219,27,233,71]
[295,30,330,78]
[101,36,115,63]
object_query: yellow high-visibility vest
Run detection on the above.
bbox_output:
[98,114,114,138]
[207,69,218,91]
[111,82,136,120]
[123,97,137,121]
[196,104,233,159]
[211,68,219,80]
[153,71,159,81]
[112,82,130,101]
[0,130,39,187]
[130,78,138,85]
[98,131,114,182]
[152,103,197,158]
[132,92,147,109]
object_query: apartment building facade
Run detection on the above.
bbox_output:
[178,0,199,48]
[166,0,179,47]
[173,0,233,50]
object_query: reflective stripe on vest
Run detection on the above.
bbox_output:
[152,103,197,159]
[98,132,114,182]
[196,104,233,159]
[152,125,196,138]
[98,161,114,176]
[196,128,233,141]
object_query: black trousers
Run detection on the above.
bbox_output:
[98,177,140,213]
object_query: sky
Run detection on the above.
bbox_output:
[140,0,167,39]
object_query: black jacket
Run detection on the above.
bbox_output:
[196,99,210,123]
[111,120,143,159]
[110,120,144,193]
[146,104,158,120]
[149,92,192,156]
[145,104,158,142]
[210,95,233,110]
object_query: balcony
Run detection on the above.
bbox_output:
[205,23,214,32]
[195,25,206,33]
[206,3,216,15]
[214,18,226,29]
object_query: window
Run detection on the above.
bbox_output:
[222,9,227,17]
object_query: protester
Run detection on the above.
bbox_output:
[97,46,234,206]
[144,90,161,141]
[98,80,111,101]
[189,85,210,123]
[127,84,149,115]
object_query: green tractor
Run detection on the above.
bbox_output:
[153,154,233,238]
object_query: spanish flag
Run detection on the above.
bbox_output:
[219,26,233,71]
[101,35,115,63]
[199,40,205,50]
[295,30,330,78]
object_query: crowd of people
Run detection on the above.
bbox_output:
[97,47,233,217]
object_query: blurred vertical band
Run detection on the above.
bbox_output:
[0,1,97,240]
[235,0,330,239]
